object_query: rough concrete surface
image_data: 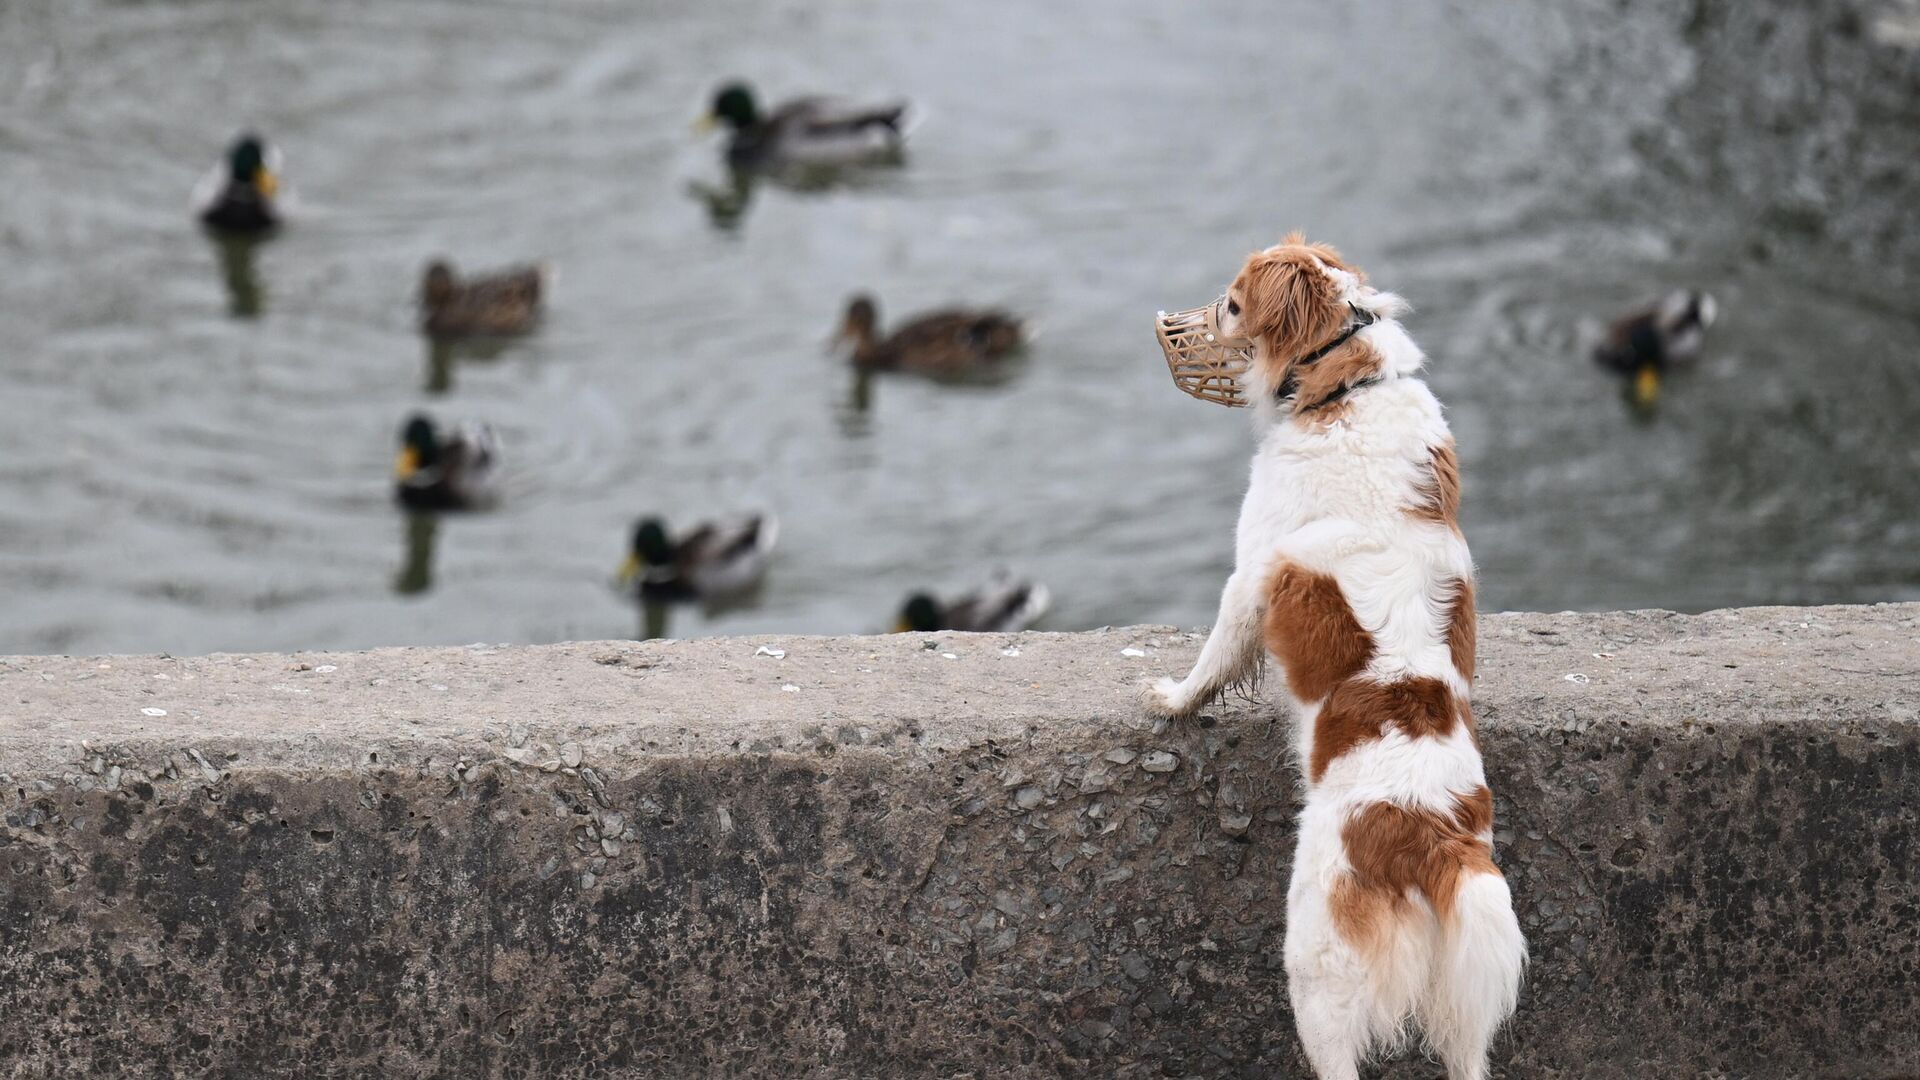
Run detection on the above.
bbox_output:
[1,604,1917,1078]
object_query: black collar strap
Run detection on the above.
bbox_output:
[1294,303,1376,367]
[1298,373,1384,413]
[1275,303,1381,408]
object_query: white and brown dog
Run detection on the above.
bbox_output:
[1145,235,1524,1080]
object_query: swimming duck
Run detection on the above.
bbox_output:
[393,413,500,512]
[1594,290,1718,407]
[618,514,778,602]
[835,294,1026,378]
[419,259,548,340]
[193,133,283,234]
[700,82,908,171]
[894,578,1051,634]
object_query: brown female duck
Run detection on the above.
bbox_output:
[834,294,1025,378]
[420,259,548,340]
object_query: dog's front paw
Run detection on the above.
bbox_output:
[1139,676,1198,720]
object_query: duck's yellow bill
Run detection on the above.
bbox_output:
[617,553,643,588]
[255,168,279,199]
[1633,366,1662,407]
[394,446,420,481]
[692,113,719,135]
[890,617,911,634]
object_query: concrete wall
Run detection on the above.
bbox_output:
[2,603,1916,1078]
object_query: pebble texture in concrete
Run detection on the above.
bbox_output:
[1,604,1916,1078]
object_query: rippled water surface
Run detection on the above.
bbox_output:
[2,0,1917,655]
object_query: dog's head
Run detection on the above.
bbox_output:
[1223,233,1393,411]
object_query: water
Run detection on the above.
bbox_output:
[2,0,1917,656]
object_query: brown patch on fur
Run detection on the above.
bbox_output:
[1455,785,1494,839]
[1443,576,1477,681]
[1457,698,1480,749]
[1287,338,1389,415]
[1262,563,1374,703]
[1327,873,1395,953]
[1309,683,1390,787]
[1331,793,1502,942]
[1443,576,1474,676]
[1411,440,1461,525]
[1309,676,1460,783]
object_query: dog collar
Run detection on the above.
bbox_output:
[1297,373,1386,413]
[1294,303,1376,368]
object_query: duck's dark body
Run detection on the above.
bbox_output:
[395,438,494,511]
[728,97,907,170]
[628,514,778,603]
[199,184,279,234]
[1594,290,1716,374]
[900,579,1050,634]
[707,82,908,173]
[395,418,499,512]
[195,134,281,235]
[941,584,1044,632]
[841,294,1025,378]
[421,262,546,340]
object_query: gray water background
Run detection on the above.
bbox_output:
[2,0,1917,655]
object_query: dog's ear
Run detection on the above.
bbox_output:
[1233,245,1346,361]
[1281,232,1365,283]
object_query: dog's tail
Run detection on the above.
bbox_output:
[1421,870,1526,1076]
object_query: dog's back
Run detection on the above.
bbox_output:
[1257,380,1524,1080]
[1145,235,1523,1080]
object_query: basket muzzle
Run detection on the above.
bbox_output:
[1155,297,1255,408]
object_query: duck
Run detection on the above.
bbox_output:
[193,133,283,234]
[419,259,548,340]
[618,514,778,602]
[393,413,500,512]
[835,294,1026,378]
[1593,290,1718,407]
[699,81,908,172]
[894,577,1051,634]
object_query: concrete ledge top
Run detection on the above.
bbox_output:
[4,603,1918,1078]
[4,604,1916,774]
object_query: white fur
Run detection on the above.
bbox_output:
[1145,280,1524,1079]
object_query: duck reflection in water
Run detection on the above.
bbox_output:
[686,169,757,232]
[421,336,515,395]
[836,366,875,436]
[208,233,267,318]
[391,513,439,596]
[686,157,908,232]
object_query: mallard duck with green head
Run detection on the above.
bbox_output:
[894,577,1050,634]
[193,133,283,234]
[1594,289,1718,408]
[835,294,1026,378]
[393,413,500,512]
[699,81,909,171]
[420,259,549,340]
[618,514,778,602]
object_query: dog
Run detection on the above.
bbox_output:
[1144,234,1525,1080]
